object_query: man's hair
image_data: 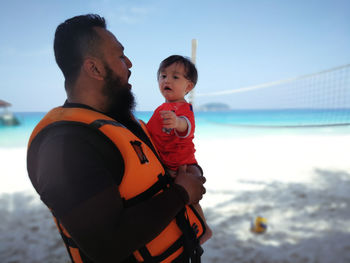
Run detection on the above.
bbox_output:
[157,55,198,86]
[54,14,106,88]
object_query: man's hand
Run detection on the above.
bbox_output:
[173,165,206,204]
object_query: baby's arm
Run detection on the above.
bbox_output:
[160,110,188,133]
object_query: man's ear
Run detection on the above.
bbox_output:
[83,57,104,81]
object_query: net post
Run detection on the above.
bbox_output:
[188,39,197,106]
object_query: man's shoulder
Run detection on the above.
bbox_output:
[34,121,101,141]
[27,120,125,184]
[29,121,121,159]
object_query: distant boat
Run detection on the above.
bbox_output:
[196,102,231,112]
[0,100,20,126]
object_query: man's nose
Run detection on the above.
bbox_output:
[125,56,132,68]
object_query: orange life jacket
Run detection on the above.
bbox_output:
[28,107,205,263]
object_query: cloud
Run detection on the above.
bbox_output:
[0,46,51,58]
[87,0,155,25]
[105,4,154,25]
[118,13,138,24]
[118,6,154,24]
[130,6,152,15]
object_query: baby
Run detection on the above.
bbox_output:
[146,55,212,244]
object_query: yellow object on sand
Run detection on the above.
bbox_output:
[251,216,267,233]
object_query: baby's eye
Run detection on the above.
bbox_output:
[160,74,166,79]
[173,75,179,79]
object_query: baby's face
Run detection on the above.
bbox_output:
[158,63,193,103]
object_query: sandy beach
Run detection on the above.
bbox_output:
[1,133,350,262]
[196,135,350,263]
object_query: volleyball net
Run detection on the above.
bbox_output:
[193,64,350,126]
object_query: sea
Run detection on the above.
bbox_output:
[1,109,350,148]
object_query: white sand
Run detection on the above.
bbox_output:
[196,134,350,263]
[1,133,350,262]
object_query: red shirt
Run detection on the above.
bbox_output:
[146,102,197,170]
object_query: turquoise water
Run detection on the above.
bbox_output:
[1,110,350,147]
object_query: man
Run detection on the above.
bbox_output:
[27,14,206,263]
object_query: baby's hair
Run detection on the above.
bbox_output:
[157,55,198,86]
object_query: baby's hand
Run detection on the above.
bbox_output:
[160,110,179,129]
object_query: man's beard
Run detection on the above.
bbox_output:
[102,65,136,121]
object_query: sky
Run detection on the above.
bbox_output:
[1,0,349,112]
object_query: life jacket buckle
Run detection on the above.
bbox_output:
[130,140,149,164]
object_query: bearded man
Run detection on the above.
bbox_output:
[27,14,206,263]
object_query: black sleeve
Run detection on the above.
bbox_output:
[28,124,123,217]
[27,124,188,262]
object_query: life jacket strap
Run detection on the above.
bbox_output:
[122,173,172,208]
[60,232,78,248]
[138,235,185,262]
[89,119,125,129]
[53,216,81,262]
[138,246,154,262]
[176,208,203,263]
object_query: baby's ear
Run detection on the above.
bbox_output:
[185,82,194,94]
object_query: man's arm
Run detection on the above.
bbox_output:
[61,183,188,262]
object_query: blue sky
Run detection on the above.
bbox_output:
[1,0,349,111]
